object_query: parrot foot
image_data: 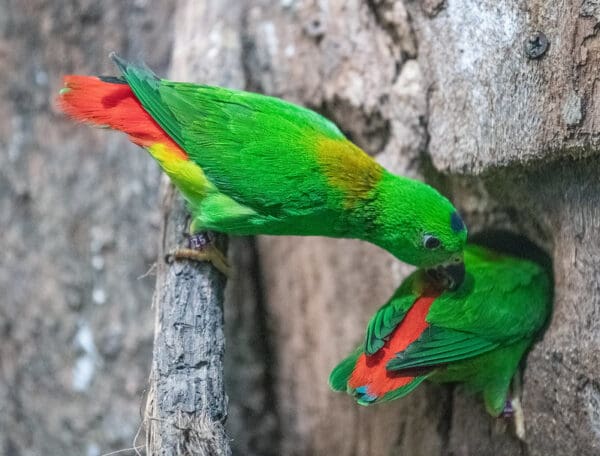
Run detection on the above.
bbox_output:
[166,232,230,277]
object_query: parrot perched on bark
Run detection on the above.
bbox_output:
[58,54,467,286]
[330,244,551,435]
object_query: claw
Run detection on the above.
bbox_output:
[502,400,514,418]
[166,232,230,277]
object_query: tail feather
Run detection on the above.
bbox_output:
[57,75,187,161]
[330,296,437,405]
[329,345,428,405]
[329,348,362,392]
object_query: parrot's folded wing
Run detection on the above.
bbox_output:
[386,326,499,370]
[363,273,429,355]
[115,56,382,218]
[364,292,416,355]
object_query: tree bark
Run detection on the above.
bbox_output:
[145,181,230,456]
[407,0,600,175]
[409,2,600,454]
[144,0,251,453]
[0,1,173,455]
[5,1,600,455]
[232,0,600,455]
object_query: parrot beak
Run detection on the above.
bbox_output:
[426,258,465,291]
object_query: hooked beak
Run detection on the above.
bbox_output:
[426,260,465,291]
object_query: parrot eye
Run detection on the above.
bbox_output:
[423,235,441,250]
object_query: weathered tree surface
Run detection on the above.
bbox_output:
[408,0,600,174]
[235,0,600,455]
[4,0,600,455]
[408,2,600,454]
[143,1,250,453]
[145,181,229,456]
[0,1,173,455]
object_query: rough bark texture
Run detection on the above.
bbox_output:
[4,1,600,455]
[145,181,229,456]
[234,0,600,455]
[408,0,600,174]
[409,2,600,454]
[0,1,173,455]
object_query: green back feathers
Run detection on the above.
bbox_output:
[114,54,384,234]
[362,244,550,372]
[386,326,500,370]
[112,55,467,267]
[363,275,419,355]
[427,245,551,342]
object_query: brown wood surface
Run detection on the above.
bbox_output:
[0,1,174,454]
[2,1,600,455]
[145,182,229,456]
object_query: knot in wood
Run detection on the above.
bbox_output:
[304,13,327,38]
[524,31,549,59]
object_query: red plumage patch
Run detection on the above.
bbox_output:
[348,295,437,397]
[58,76,187,160]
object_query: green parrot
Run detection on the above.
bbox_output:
[330,244,551,435]
[58,54,467,285]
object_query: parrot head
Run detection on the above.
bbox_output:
[373,172,468,290]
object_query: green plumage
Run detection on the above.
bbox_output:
[331,244,552,416]
[111,55,467,269]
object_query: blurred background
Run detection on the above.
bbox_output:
[2,1,600,455]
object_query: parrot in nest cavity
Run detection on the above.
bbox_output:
[329,244,551,438]
[58,53,467,286]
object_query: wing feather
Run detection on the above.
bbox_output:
[116,58,382,220]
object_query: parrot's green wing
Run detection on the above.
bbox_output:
[113,56,381,225]
[329,347,362,392]
[386,245,551,371]
[386,327,499,370]
[364,273,419,355]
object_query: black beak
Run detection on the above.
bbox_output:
[427,261,465,291]
[443,262,465,291]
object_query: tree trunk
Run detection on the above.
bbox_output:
[145,181,229,456]
[0,1,173,455]
[228,1,600,455]
[4,1,600,455]
[408,2,600,454]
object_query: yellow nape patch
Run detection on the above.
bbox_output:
[147,143,211,198]
[316,137,383,208]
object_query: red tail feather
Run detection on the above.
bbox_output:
[57,76,187,160]
[349,295,436,397]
